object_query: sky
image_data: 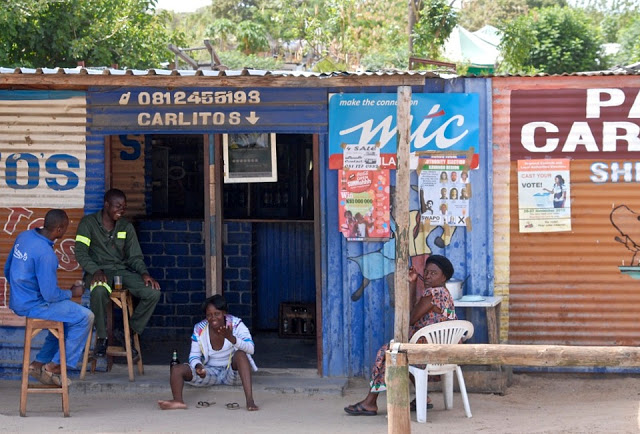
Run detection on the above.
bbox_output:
[154,0,211,13]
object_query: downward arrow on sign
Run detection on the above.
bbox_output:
[245,112,260,124]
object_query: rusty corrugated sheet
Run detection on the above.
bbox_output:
[0,90,87,325]
[0,91,86,208]
[0,208,85,326]
[493,76,640,346]
[110,134,146,216]
[509,159,640,345]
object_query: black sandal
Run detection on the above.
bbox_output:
[410,398,433,411]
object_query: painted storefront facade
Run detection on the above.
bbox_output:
[2,68,637,378]
[494,75,640,372]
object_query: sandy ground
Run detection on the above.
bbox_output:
[1,373,639,433]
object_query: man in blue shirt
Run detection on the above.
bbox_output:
[5,209,94,385]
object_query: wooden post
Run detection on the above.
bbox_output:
[400,343,640,367]
[394,86,412,343]
[386,349,411,434]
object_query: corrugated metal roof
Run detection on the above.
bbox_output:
[0,66,440,78]
[1,66,638,79]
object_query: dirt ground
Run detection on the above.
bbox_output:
[1,373,639,433]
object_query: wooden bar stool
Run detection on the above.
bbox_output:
[80,289,144,381]
[20,318,69,417]
[107,289,144,381]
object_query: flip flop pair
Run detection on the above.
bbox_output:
[410,398,433,411]
[344,403,377,416]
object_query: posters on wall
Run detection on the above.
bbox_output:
[342,143,380,170]
[517,159,571,233]
[338,170,390,241]
[417,156,470,227]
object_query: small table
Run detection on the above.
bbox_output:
[454,296,502,344]
[453,295,509,393]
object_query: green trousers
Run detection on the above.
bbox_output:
[87,270,161,339]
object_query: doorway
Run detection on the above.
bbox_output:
[220,133,318,370]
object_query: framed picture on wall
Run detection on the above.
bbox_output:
[223,133,278,183]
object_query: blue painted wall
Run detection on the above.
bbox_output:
[255,222,316,329]
[320,79,495,377]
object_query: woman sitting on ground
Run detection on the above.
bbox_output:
[344,254,457,416]
[158,294,259,411]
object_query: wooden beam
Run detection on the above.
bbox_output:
[385,349,411,434]
[393,86,412,343]
[167,43,199,69]
[398,343,640,367]
[0,74,430,89]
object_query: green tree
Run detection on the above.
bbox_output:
[208,18,237,52]
[258,0,406,69]
[499,6,603,74]
[0,0,183,69]
[569,0,639,43]
[235,21,270,54]
[615,15,640,65]
[459,0,528,31]
[412,0,458,59]
[526,0,567,8]
[210,0,259,22]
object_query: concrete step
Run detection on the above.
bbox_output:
[4,364,348,396]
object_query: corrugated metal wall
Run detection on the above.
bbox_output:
[110,134,146,216]
[255,222,316,329]
[0,90,90,325]
[321,79,495,377]
[493,76,640,354]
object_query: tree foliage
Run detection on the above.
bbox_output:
[412,0,458,59]
[615,15,640,65]
[499,6,603,74]
[459,0,529,31]
[0,0,184,69]
[1,0,636,73]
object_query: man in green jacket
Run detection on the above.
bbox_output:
[75,189,161,357]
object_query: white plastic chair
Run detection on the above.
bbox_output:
[409,319,474,423]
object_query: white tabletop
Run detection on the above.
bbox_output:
[454,295,502,308]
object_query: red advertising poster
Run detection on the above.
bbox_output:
[338,170,390,241]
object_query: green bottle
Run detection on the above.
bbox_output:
[170,349,180,367]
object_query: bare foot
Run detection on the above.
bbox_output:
[247,400,259,411]
[157,400,187,410]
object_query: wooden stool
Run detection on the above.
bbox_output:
[81,289,144,381]
[107,289,144,381]
[20,318,69,417]
[80,289,144,381]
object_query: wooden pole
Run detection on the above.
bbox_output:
[386,349,411,434]
[399,343,640,367]
[394,86,412,343]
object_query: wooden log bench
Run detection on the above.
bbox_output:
[385,343,640,433]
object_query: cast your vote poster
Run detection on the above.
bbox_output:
[517,159,571,233]
[417,157,470,227]
[338,170,390,241]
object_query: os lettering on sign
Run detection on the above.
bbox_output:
[0,152,80,191]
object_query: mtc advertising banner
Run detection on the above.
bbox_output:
[328,93,479,169]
